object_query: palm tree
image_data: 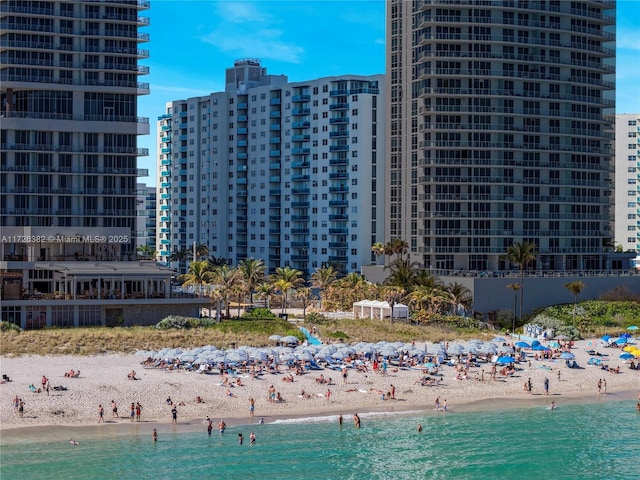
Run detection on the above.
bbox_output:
[505,241,537,324]
[271,267,304,313]
[384,257,416,290]
[238,258,266,304]
[168,247,192,274]
[295,287,314,321]
[564,281,586,326]
[136,244,156,260]
[371,242,386,265]
[208,255,228,267]
[380,286,405,323]
[506,283,521,333]
[385,238,409,262]
[195,244,209,260]
[310,265,338,310]
[446,282,472,316]
[256,283,275,309]
[210,264,242,319]
[177,260,213,293]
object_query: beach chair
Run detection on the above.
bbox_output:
[587,357,601,367]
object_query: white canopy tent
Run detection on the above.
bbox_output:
[352,300,409,319]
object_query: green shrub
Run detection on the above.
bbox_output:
[154,315,217,329]
[0,321,22,333]
[241,308,277,320]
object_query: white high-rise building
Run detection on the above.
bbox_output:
[386,0,619,272]
[614,114,640,257]
[156,60,385,276]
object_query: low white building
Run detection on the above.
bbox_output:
[353,299,408,319]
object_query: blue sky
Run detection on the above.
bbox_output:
[138,0,640,185]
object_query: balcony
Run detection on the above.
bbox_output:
[328,255,348,263]
[329,186,348,193]
[329,214,348,221]
[292,94,310,102]
[292,134,310,142]
[292,108,310,116]
[270,124,281,131]
[270,111,281,118]
[292,188,310,195]
[330,103,349,110]
[329,172,348,180]
[292,201,310,208]
[291,228,309,235]
[329,117,349,124]
[292,147,310,155]
[269,162,281,170]
[292,121,310,129]
[329,158,348,166]
[269,176,281,183]
[292,174,310,181]
[329,228,348,234]
[270,98,281,105]
[329,131,348,138]
[270,137,281,144]
[329,200,348,207]
[291,254,309,261]
[292,160,310,168]
[292,215,309,222]
[269,150,281,157]
[330,145,349,152]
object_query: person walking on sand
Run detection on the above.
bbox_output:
[18,399,24,418]
[597,378,602,394]
[135,402,142,422]
[171,405,177,424]
[111,400,118,418]
[390,384,396,399]
[129,403,135,422]
[602,379,607,394]
[435,397,441,411]
[443,399,448,412]
[544,377,549,395]
[98,404,104,423]
[527,378,533,395]
[249,397,255,417]
[13,395,19,413]
[326,388,331,403]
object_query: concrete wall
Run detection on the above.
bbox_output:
[440,275,640,316]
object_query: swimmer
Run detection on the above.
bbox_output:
[250,431,256,445]
[550,401,557,410]
[417,424,423,432]
[259,417,264,424]
[69,439,79,445]
[152,429,158,442]
[238,433,244,445]
[338,414,343,427]
[218,419,226,434]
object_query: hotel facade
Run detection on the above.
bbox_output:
[385,0,621,272]
[156,61,385,276]
[0,0,206,328]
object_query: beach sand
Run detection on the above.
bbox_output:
[1,338,638,440]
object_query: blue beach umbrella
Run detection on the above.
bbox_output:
[614,338,627,345]
[627,325,639,331]
[559,352,575,360]
[515,341,531,349]
[492,337,506,343]
[532,344,550,351]
[496,356,515,364]
[601,335,611,342]
[619,353,634,360]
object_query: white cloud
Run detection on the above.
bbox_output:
[199,2,304,63]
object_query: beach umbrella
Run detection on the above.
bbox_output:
[515,341,531,349]
[281,335,299,345]
[332,351,349,360]
[601,335,611,343]
[492,337,506,343]
[280,353,295,362]
[627,325,639,331]
[268,335,282,342]
[531,344,550,351]
[614,338,627,345]
[448,344,465,355]
[498,345,514,354]
[554,335,569,340]
[619,353,634,360]
[296,352,314,362]
[480,344,498,355]
[496,356,515,364]
[378,346,399,358]
[559,352,575,360]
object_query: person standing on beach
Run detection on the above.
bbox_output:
[171,405,177,424]
[111,400,118,418]
[602,379,607,394]
[527,378,533,395]
[18,399,24,418]
[544,377,549,395]
[353,413,361,428]
[129,403,135,422]
[207,417,213,436]
[597,378,602,394]
[249,397,255,417]
[435,397,441,411]
[135,402,142,422]
[390,384,396,399]
[13,395,19,413]
[98,404,104,423]
[326,388,331,403]
[342,365,348,384]
[443,399,448,412]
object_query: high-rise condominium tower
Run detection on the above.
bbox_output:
[614,114,640,258]
[157,60,385,276]
[386,0,617,272]
[0,1,201,329]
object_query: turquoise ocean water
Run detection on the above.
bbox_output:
[1,399,638,480]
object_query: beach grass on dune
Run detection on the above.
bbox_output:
[0,317,483,356]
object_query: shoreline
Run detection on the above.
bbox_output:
[1,388,636,445]
[1,338,638,444]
